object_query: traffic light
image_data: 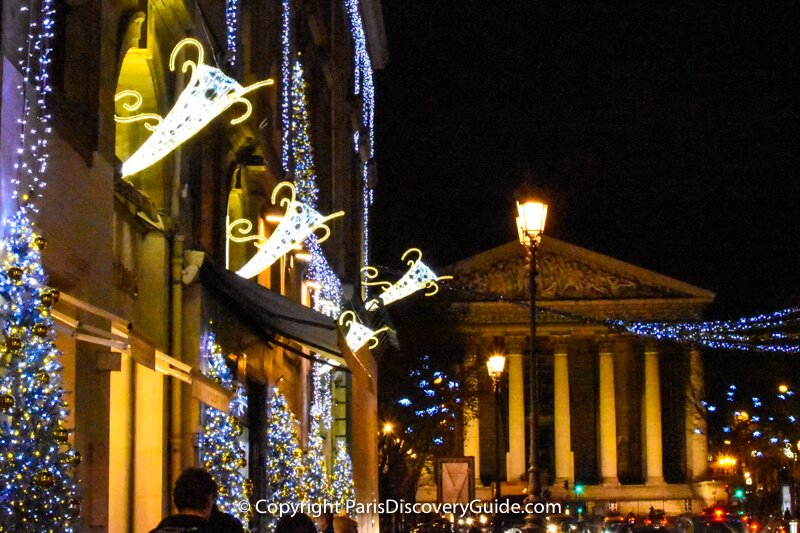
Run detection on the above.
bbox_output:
[575,484,584,495]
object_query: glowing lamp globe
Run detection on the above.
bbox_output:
[486,354,506,380]
[516,200,548,246]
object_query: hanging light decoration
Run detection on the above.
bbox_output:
[339,310,388,352]
[115,38,273,177]
[229,182,344,279]
[363,248,453,311]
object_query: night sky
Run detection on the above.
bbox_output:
[372,4,800,395]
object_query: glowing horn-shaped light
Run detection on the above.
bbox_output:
[339,311,389,352]
[361,248,453,311]
[116,38,274,177]
[363,248,453,311]
[233,182,344,279]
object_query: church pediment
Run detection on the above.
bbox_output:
[446,237,714,303]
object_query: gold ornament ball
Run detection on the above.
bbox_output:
[204,460,213,471]
[35,370,50,386]
[67,498,80,517]
[218,485,229,496]
[6,336,22,351]
[244,479,254,497]
[33,236,47,251]
[54,427,69,444]
[0,393,14,412]
[236,457,246,468]
[34,470,55,488]
[245,510,253,521]
[40,292,54,307]
[50,289,61,304]
[32,323,48,337]
[222,452,232,464]
[7,267,23,282]
[69,451,82,467]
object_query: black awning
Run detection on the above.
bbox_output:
[198,258,342,358]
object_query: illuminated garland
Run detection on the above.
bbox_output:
[265,388,307,530]
[13,0,56,213]
[311,362,333,432]
[306,366,331,506]
[198,331,250,529]
[343,0,375,290]
[329,444,356,512]
[289,61,343,313]
[618,307,800,353]
[0,212,80,530]
[442,274,800,353]
[225,0,240,68]
[281,0,292,170]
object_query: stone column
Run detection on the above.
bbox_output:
[506,336,527,483]
[463,351,481,482]
[644,343,665,484]
[598,338,620,485]
[552,338,573,483]
[686,346,708,482]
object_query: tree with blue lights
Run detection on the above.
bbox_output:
[0,213,80,531]
[198,330,250,529]
[378,354,466,504]
[330,444,356,510]
[290,60,342,315]
[265,388,307,529]
[709,383,800,513]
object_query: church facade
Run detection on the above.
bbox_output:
[417,236,723,515]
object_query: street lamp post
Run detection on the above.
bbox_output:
[516,199,548,532]
[487,354,507,533]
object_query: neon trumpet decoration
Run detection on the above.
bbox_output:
[231,182,344,279]
[115,38,274,177]
[363,248,453,311]
[339,311,389,352]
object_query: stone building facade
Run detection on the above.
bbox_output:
[417,237,722,515]
[1,0,385,531]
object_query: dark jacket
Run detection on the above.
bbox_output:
[149,514,210,533]
[209,507,245,533]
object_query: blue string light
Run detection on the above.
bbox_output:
[619,307,800,353]
[13,0,56,214]
[343,0,375,289]
[225,0,239,68]
[281,0,292,171]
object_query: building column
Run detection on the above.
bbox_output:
[686,347,708,482]
[463,352,481,482]
[598,339,620,485]
[553,339,573,484]
[506,336,527,483]
[644,343,665,484]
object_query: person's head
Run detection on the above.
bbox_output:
[173,468,217,519]
[276,513,316,533]
[316,511,334,532]
[333,516,358,533]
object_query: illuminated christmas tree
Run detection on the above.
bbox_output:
[198,331,251,528]
[0,212,80,531]
[290,60,342,315]
[265,388,307,529]
[329,444,356,512]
